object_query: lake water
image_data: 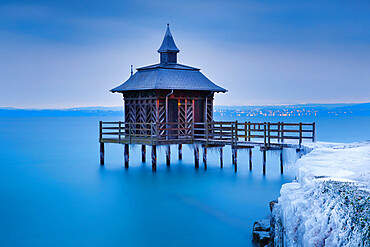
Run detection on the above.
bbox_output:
[0,116,369,247]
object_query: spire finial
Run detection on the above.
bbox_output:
[167,23,169,27]
[130,65,133,76]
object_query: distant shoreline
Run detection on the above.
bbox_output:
[0,103,369,117]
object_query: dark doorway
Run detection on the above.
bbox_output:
[167,99,178,139]
[194,100,205,137]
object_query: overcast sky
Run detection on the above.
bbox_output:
[1,0,369,108]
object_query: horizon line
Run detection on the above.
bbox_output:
[1,102,369,110]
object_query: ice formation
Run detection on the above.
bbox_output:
[273,142,370,247]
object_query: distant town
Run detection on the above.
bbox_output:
[214,103,370,117]
[0,103,369,117]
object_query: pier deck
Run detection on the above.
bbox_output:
[99,121,315,172]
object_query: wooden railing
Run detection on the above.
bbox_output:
[99,121,315,146]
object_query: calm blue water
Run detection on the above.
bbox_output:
[0,116,368,247]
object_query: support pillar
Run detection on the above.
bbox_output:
[280,150,284,174]
[203,146,207,170]
[100,142,104,165]
[219,147,223,169]
[166,145,171,167]
[233,147,238,172]
[141,145,146,163]
[263,150,266,175]
[152,145,157,172]
[124,144,129,168]
[194,146,199,169]
[249,148,252,171]
[178,144,182,160]
[232,146,235,165]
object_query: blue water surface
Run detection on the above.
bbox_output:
[0,116,368,247]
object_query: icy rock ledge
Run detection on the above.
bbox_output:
[272,142,370,247]
[252,218,272,246]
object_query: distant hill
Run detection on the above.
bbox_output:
[0,107,123,117]
[0,103,369,117]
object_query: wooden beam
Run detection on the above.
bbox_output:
[263,150,266,175]
[178,144,182,160]
[100,142,104,165]
[141,145,146,163]
[249,148,252,171]
[152,145,157,172]
[219,147,223,169]
[203,146,207,170]
[233,147,237,172]
[280,150,283,174]
[124,144,129,168]
[232,146,235,165]
[194,146,199,169]
[166,145,171,166]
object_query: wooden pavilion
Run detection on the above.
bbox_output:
[111,24,227,135]
[99,25,316,173]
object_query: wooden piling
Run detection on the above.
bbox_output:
[280,150,284,174]
[219,147,223,169]
[203,146,207,170]
[233,147,237,172]
[100,142,104,165]
[152,145,157,171]
[124,144,129,168]
[249,148,252,171]
[178,144,183,160]
[141,145,146,163]
[262,150,266,175]
[232,146,235,165]
[194,146,199,169]
[166,145,171,166]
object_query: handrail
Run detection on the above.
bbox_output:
[100,120,316,145]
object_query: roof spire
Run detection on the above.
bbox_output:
[158,24,180,63]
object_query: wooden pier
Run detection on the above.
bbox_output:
[99,121,315,173]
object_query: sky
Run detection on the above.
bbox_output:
[0,0,369,108]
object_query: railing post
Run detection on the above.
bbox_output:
[99,121,102,141]
[312,122,316,142]
[267,122,271,146]
[235,120,238,144]
[244,122,247,141]
[299,122,303,147]
[248,121,251,142]
[191,122,194,143]
[205,121,209,143]
[118,121,121,143]
[281,123,285,143]
[263,122,267,147]
[129,123,131,144]
[99,121,104,166]
[231,123,234,145]
[150,123,153,145]
[220,122,223,140]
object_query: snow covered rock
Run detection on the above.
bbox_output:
[273,142,370,247]
[253,219,272,246]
